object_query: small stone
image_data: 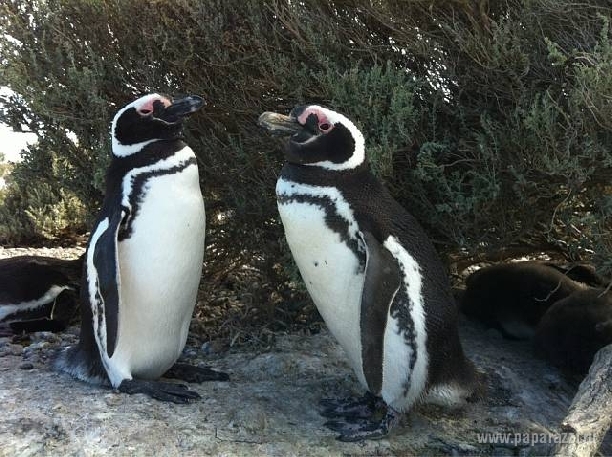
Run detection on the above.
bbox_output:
[0,343,24,356]
[492,447,515,456]
[19,362,34,370]
[543,374,561,390]
[182,348,197,358]
[105,393,123,407]
[200,342,214,355]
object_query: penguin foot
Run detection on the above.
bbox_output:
[319,391,383,419]
[324,407,401,442]
[117,379,201,404]
[163,363,229,383]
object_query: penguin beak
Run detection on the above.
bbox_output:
[258,112,303,136]
[154,95,206,124]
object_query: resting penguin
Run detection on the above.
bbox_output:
[0,254,83,334]
[56,93,228,403]
[258,105,480,441]
[544,262,608,288]
[534,288,612,375]
[460,261,587,340]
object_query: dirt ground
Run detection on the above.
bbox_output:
[0,246,610,456]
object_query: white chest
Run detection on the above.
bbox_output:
[111,159,205,380]
[276,178,367,385]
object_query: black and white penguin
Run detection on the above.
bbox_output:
[0,254,83,334]
[534,288,612,375]
[258,105,480,441]
[56,93,228,403]
[460,261,587,340]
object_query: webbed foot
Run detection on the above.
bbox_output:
[320,393,400,441]
[319,391,384,419]
[163,362,229,383]
[117,379,201,404]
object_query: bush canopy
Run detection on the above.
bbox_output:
[1,0,611,281]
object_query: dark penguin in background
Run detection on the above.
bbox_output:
[460,261,588,340]
[544,262,608,288]
[535,288,612,375]
[259,105,480,441]
[56,93,228,403]
[0,254,83,334]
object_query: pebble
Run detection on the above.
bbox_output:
[0,343,24,357]
[182,348,197,358]
[19,362,34,370]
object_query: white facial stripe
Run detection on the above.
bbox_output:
[120,145,196,210]
[301,105,366,171]
[110,93,170,157]
[381,235,429,410]
[0,285,71,321]
[276,177,359,239]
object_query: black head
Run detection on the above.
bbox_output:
[258,105,365,170]
[111,93,204,157]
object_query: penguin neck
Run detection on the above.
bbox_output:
[103,138,189,203]
[110,138,187,169]
[280,160,371,188]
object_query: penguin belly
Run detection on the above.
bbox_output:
[109,164,205,381]
[277,198,368,388]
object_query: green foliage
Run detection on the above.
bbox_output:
[0,0,611,280]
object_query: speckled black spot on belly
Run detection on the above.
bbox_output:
[119,157,197,240]
[277,193,366,269]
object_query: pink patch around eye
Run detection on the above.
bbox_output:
[137,100,155,115]
[138,97,170,115]
[297,107,330,128]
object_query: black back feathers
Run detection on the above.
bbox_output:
[0,254,84,334]
[535,288,612,375]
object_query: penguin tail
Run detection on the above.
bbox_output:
[54,345,109,386]
[424,355,486,408]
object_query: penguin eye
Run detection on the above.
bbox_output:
[319,122,331,132]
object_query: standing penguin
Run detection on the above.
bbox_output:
[57,93,228,403]
[259,105,479,441]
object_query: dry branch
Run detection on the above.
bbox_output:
[551,344,612,457]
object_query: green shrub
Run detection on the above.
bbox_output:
[0,0,611,281]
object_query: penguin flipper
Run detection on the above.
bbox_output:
[358,230,402,394]
[87,209,126,359]
[10,288,80,334]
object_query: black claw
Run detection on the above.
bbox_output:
[322,402,401,442]
[324,419,346,433]
[324,418,379,433]
[164,363,230,383]
[118,379,201,404]
[319,391,382,419]
[337,429,388,442]
[319,397,346,409]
